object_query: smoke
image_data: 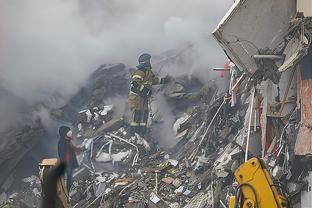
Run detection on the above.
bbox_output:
[0,0,232,102]
[150,93,177,148]
[0,0,233,134]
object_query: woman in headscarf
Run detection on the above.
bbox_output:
[57,126,82,192]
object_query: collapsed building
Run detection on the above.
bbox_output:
[213,0,312,207]
[1,0,312,208]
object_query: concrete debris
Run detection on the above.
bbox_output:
[100,104,114,116]
[0,192,7,205]
[287,182,303,195]
[168,159,179,167]
[184,192,212,208]
[21,175,40,185]
[173,114,191,135]
[174,186,184,196]
[95,183,106,197]
[150,192,160,204]
[215,169,229,178]
[172,178,182,188]
[32,188,40,197]
[161,177,174,184]
[183,189,191,196]
[95,150,132,163]
[169,202,179,208]
[272,165,285,180]
[56,83,239,207]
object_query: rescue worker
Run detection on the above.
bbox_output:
[57,126,82,192]
[128,53,170,136]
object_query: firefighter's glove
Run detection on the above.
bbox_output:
[130,80,139,92]
[141,86,152,98]
[160,75,171,84]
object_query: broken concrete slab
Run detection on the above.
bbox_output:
[150,192,160,204]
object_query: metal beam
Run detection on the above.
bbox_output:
[253,55,284,60]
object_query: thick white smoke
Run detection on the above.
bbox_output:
[0,0,232,101]
[0,0,233,131]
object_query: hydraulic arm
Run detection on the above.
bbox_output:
[229,157,288,208]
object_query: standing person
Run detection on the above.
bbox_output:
[57,126,82,192]
[128,53,170,137]
[224,92,232,116]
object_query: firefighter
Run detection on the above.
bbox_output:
[128,53,170,136]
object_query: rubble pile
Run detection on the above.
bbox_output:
[0,119,45,201]
[59,72,249,207]
[1,62,236,208]
[0,175,41,208]
[2,60,312,208]
[53,63,130,121]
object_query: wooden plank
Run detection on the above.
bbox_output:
[232,73,246,92]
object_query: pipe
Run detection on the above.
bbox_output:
[254,109,257,132]
[253,55,284,60]
[245,87,255,162]
[219,200,227,208]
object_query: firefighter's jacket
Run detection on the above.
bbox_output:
[128,68,159,126]
[128,68,159,109]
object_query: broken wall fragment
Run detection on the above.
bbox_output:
[295,44,312,155]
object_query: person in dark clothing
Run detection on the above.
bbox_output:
[224,92,232,116]
[57,126,82,192]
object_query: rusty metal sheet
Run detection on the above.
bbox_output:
[295,79,312,155]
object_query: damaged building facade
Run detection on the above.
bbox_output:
[213,0,312,207]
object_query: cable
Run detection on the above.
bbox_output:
[270,183,290,206]
[271,183,288,197]
[234,183,259,208]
